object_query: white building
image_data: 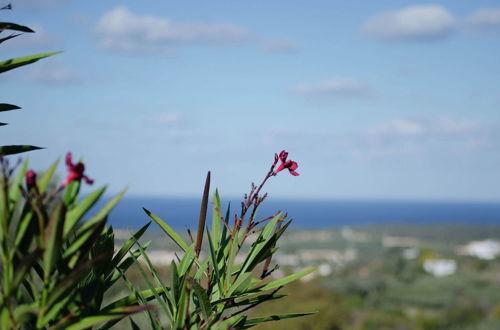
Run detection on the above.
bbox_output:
[423,259,457,277]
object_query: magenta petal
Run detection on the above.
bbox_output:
[83,175,94,185]
[288,161,298,171]
[274,163,286,174]
[65,152,73,167]
[289,170,299,176]
[279,150,288,162]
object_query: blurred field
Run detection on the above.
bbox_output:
[112,225,500,329]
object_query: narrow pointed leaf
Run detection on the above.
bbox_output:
[63,306,150,330]
[245,312,315,325]
[64,186,107,237]
[79,189,126,232]
[9,158,28,211]
[0,103,20,112]
[38,159,59,193]
[211,189,221,247]
[193,282,212,320]
[0,22,34,33]
[143,207,188,251]
[0,145,42,156]
[0,51,62,74]
[110,221,150,269]
[255,267,316,292]
[43,202,66,279]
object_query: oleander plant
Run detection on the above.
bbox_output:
[137,150,314,329]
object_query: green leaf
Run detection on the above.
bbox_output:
[0,22,34,33]
[244,219,291,273]
[128,243,174,323]
[64,186,107,237]
[174,281,188,329]
[43,202,66,280]
[62,180,80,206]
[207,229,223,295]
[227,293,286,308]
[177,243,195,276]
[245,312,315,326]
[237,214,281,277]
[0,51,62,74]
[110,221,150,270]
[143,207,189,252]
[211,189,222,247]
[38,159,59,193]
[9,158,28,211]
[0,145,42,156]
[194,258,209,280]
[62,218,106,261]
[193,282,212,320]
[255,267,316,292]
[62,306,150,330]
[9,248,42,295]
[0,103,20,112]
[79,189,126,232]
[103,288,163,310]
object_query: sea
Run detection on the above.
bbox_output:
[102,197,500,230]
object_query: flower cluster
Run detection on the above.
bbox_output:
[25,152,93,190]
[60,152,93,188]
[273,150,299,176]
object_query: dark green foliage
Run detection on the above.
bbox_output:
[137,172,316,329]
[0,159,151,329]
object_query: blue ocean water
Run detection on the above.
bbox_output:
[103,197,500,230]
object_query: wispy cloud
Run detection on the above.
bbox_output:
[95,6,251,54]
[465,8,500,33]
[362,5,455,42]
[26,61,82,84]
[368,117,483,137]
[292,77,374,101]
[260,39,301,54]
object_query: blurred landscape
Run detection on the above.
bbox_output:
[108,197,500,329]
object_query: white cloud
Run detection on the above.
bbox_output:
[95,7,251,54]
[372,119,425,136]
[26,61,82,84]
[293,77,374,100]
[260,39,301,54]
[466,8,500,31]
[369,117,483,137]
[362,5,455,41]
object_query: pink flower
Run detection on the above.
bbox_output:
[60,152,94,189]
[26,169,37,188]
[274,150,299,176]
[279,150,288,162]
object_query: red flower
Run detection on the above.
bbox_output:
[274,150,299,176]
[60,152,94,188]
[26,169,37,188]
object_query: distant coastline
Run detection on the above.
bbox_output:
[98,196,500,230]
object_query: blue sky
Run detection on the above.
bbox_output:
[1,0,500,200]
